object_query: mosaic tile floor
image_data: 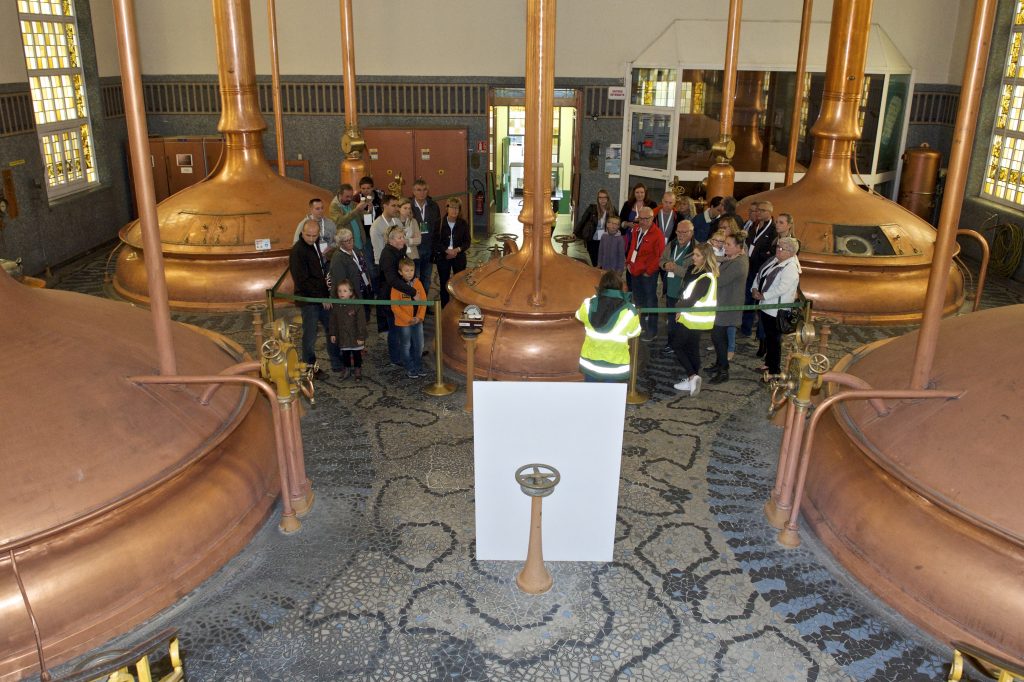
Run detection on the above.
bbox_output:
[41,247,1021,682]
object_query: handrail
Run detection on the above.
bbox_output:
[778,387,963,547]
[127,373,300,533]
[956,229,990,312]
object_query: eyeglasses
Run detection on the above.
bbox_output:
[638,216,653,221]
[776,246,793,252]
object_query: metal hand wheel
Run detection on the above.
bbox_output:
[515,464,560,497]
[261,338,283,361]
[808,353,831,375]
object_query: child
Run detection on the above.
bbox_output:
[390,258,427,378]
[597,216,626,273]
[329,279,367,380]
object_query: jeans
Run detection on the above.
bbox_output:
[664,296,679,347]
[712,325,731,371]
[631,272,659,337]
[300,304,342,370]
[436,257,465,307]
[394,323,424,375]
[727,326,736,353]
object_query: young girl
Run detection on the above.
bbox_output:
[329,279,367,380]
[597,216,626,273]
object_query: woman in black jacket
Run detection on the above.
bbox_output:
[432,197,471,307]
[574,188,615,267]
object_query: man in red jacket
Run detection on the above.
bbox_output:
[626,206,665,341]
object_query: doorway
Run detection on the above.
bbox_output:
[489,89,580,217]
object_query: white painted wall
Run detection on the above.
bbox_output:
[12,0,975,85]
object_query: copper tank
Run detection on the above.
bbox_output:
[738,0,963,324]
[112,0,331,311]
[0,271,277,679]
[898,143,942,223]
[441,0,599,380]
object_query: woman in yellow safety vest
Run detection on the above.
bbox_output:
[670,242,719,397]
[575,270,642,382]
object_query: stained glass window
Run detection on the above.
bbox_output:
[984,0,1024,206]
[17,0,98,199]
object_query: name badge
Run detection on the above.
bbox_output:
[363,213,372,226]
[630,250,638,263]
[318,242,328,254]
[667,271,675,278]
[420,221,430,233]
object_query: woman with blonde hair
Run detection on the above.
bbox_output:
[671,241,719,397]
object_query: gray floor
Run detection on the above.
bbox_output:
[43,244,1019,682]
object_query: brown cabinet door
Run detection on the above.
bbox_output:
[363,129,415,196]
[163,138,207,195]
[203,137,225,177]
[125,137,169,218]
[413,129,467,200]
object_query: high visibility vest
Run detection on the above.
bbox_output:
[575,296,641,378]
[676,272,718,330]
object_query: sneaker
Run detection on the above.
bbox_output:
[673,378,692,392]
[416,370,431,378]
[689,374,702,397]
[406,372,420,379]
[709,370,729,384]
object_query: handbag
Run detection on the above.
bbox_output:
[778,304,803,335]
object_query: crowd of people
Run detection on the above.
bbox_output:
[573,185,802,396]
[289,176,461,382]
[288,176,801,394]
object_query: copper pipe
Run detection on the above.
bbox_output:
[525,0,557,306]
[516,496,553,594]
[283,397,312,510]
[956,229,991,312]
[339,0,358,133]
[625,335,648,404]
[198,361,260,404]
[267,0,285,176]
[112,0,177,376]
[129,374,299,532]
[9,550,50,681]
[910,0,996,389]
[765,399,797,525]
[214,0,266,136]
[720,0,743,138]
[819,371,889,415]
[464,335,477,413]
[784,0,813,185]
[778,388,962,547]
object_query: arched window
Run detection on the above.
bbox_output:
[17,0,98,200]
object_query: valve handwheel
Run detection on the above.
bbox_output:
[261,338,283,361]
[809,353,831,375]
[515,464,560,497]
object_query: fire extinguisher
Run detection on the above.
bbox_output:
[473,179,485,216]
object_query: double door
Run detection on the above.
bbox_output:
[363,128,467,201]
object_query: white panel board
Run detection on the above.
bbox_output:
[474,381,626,562]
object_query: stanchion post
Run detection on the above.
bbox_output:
[626,334,649,405]
[463,334,477,414]
[423,299,456,396]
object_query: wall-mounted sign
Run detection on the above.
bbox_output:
[607,86,626,101]
[254,238,271,251]
[604,143,621,177]
[421,148,431,161]
[369,148,379,160]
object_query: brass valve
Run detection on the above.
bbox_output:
[260,320,312,403]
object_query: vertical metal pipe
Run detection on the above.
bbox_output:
[784,0,813,185]
[267,0,286,176]
[112,0,177,375]
[339,0,358,131]
[720,0,743,138]
[910,0,997,389]
[524,0,557,306]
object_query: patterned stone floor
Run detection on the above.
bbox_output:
[40,246,1021,682]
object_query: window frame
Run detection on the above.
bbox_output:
[17,0,99,201]
[981,0,1024,208]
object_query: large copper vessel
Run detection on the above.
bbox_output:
[0,271,278,679]
[739,0,964,324]
[805,306,1024,667]
[112,0,330,311]
[441,0,600,380]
